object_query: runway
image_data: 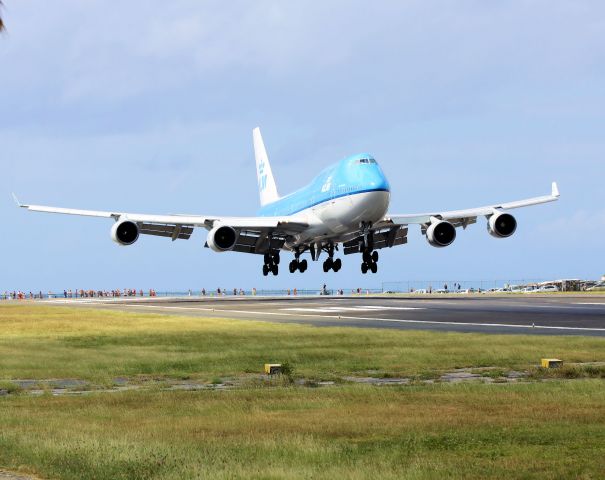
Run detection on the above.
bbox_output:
[50,294,605,336]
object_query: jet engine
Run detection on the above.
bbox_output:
[426,220,456,248]
[487,212,517,238]
[207,225,237,252]
[111,220,139,246]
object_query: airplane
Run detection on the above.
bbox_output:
[14,127,560,276]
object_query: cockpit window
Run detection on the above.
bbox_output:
[358,158,376,164]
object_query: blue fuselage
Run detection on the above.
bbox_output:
[257,154,390,217]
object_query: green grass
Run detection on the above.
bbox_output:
[1,304,605,479]
[528,364,605,379]
[1,382,604,479]
[0,380,22,394]
[0,304,604,383]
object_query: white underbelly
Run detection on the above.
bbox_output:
[291,190,390,244]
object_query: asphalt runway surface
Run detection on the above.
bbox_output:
[51,294,605,336]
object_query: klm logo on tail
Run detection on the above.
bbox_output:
[253,127,279,206]
[258,159,267,192]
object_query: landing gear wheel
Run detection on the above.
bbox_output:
[362,250,371,263]
[372,251,379,263]
[361,263,368,274]
[333,258,342,272]
[263,264,269,276]
[323,258,333,272]
[264,253,271,264]
[323,261,330,273]
[299,259,308,272]
[272,264,279,276]
[273,252,280,265]
[370,262,378,274]
[289,261,296,273]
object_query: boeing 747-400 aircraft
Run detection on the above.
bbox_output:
[15,128,560,275]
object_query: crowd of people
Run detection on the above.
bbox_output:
[2,286,373,301]
[1,289,158,300]
[59,289,158,298]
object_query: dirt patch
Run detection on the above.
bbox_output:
[3,363,602,397]
[0,470,42,480]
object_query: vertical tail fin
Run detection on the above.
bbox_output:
[253,127,279,206]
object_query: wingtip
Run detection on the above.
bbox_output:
[551,182,560,198]
[11,192,23,207]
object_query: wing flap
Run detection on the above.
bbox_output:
[343,226,408,255]
[139,223,194,240]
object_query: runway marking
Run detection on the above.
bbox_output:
[282,306,424,313]
[575,303,605,306]
[113,304,605,333]
[514,304,604,309]
[43,299,100,304]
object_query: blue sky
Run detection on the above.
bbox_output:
[1,1,604,292]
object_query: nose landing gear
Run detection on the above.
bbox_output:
[323,257,342,273]
[288,250,308,273]
[322,243,342,273]
[289,258,308,273]
[262,251,280,276]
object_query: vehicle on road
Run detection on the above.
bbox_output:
[538,285,559,292]
[15,128,560,276]
[587,282,605,292]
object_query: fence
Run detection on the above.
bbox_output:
[0,279,594,300]
[381,279,546,293]
[0,288,384,301]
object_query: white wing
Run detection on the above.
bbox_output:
[13,196,308,251]
[385,182,560,227]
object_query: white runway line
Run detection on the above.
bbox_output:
[115,304,605,333]
[575,303,605,306]
[282,306,424,313]
[514,304,605,309]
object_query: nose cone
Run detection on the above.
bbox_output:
[366,164,390,192]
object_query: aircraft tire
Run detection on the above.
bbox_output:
[262,265,269,276]
[370,262,378,274]
[273,252,280,265]
[299,259,308,272]
[323,261,329,273]
[372,251,379,263]
[289,261,296,273]
[272,264,279,276]
[361,263,368,274]
[362,251,371,263]
[333,258,342,272]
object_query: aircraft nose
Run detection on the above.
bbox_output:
[368,166,390,191]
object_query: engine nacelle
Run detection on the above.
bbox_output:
[426,220,456,248]
[111,220,139,246]
[207,225,237,252]
[488,212,517,238]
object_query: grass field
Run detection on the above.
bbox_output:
[1,304,604,479]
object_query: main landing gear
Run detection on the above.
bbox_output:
[262,251,280,276]
[358,225,378,274]
[361,249,378,274]
[322,244,342,273]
